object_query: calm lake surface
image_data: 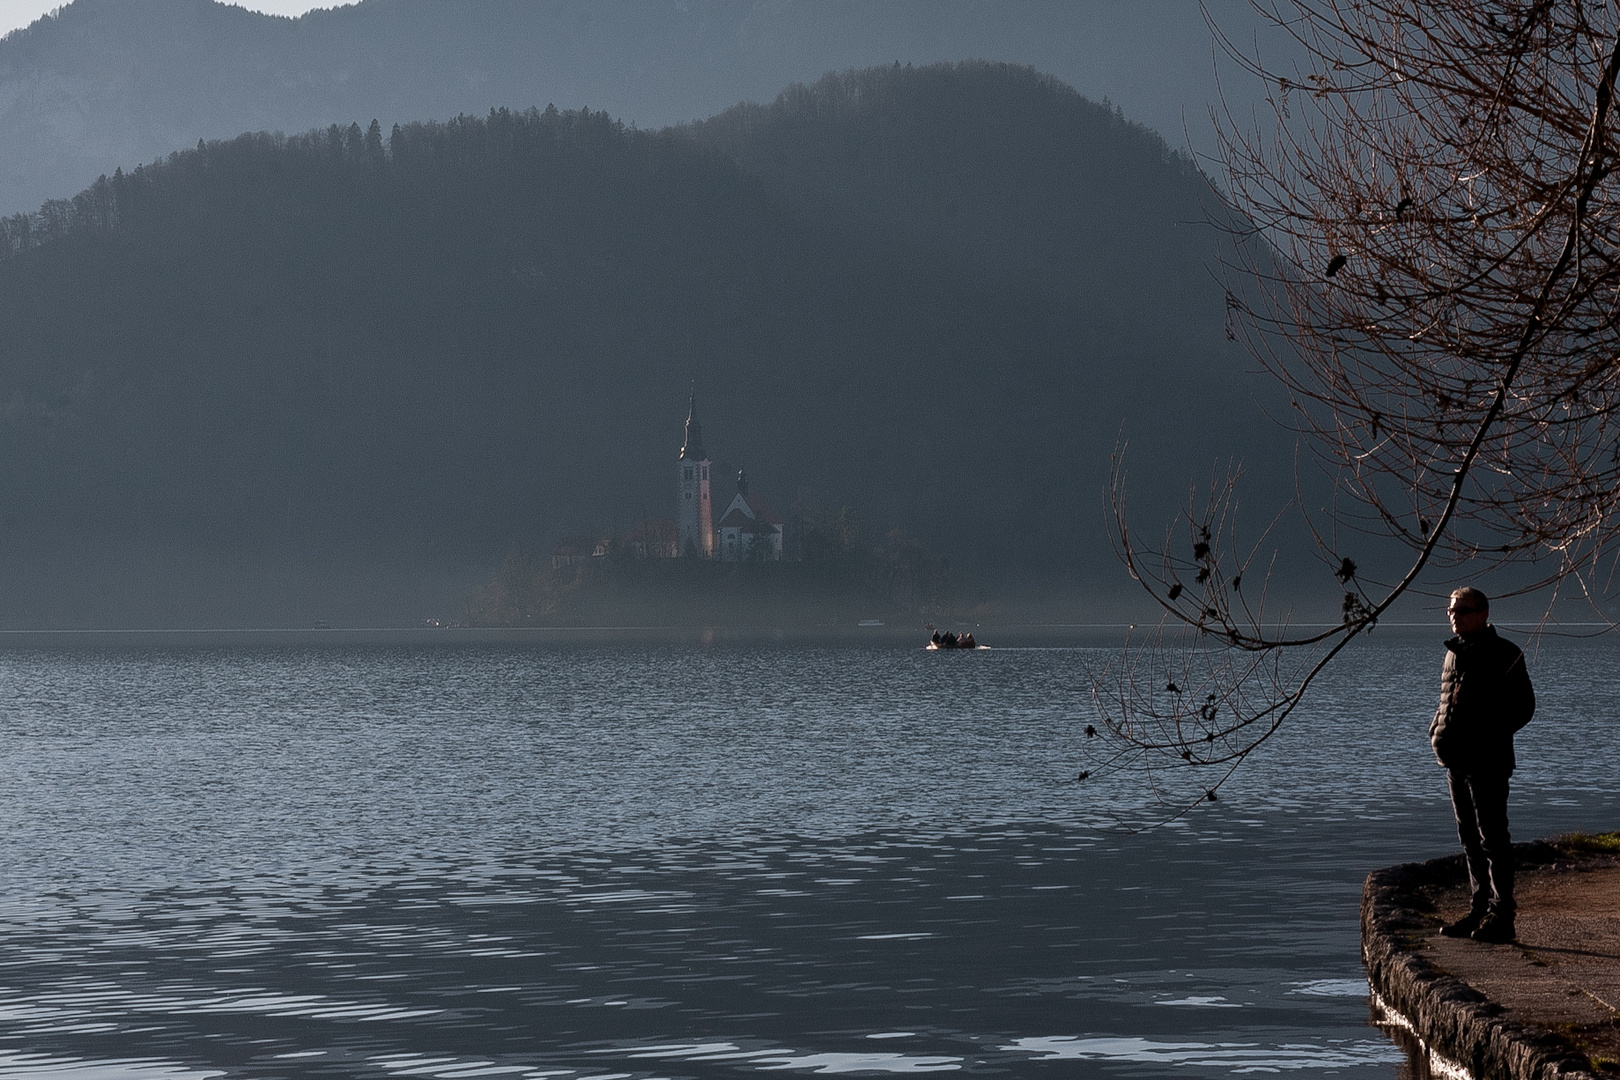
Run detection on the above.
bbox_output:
[0,630,1614,1079]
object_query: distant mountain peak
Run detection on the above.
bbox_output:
[0,0,1280,216]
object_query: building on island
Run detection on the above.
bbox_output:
[676,395,715,558]
[717,468,785,562]
[543,396,786,567]
[550,522,674,568]
[674,395,788,561]
[550,536,610,568]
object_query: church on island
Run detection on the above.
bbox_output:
[677,396,786,562]
[551,396,789,567]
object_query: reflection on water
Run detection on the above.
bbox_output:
[0,636,1609,1077]
[0,1056,227,1079]
[1003,1037,1399,1071]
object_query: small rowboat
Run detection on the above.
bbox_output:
[926,630,986,650]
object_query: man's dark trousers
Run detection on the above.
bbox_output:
[1449,769,1513,915]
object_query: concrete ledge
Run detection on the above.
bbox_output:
[1363,838,1620,1080]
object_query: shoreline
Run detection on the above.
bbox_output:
[0,620,1585,649]
[1363,834,1620,1080]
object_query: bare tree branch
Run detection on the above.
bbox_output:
[1095,1,1620,817]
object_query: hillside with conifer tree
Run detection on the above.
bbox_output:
[0,62,1288,627]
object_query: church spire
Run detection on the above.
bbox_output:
[679,392,706,461]
[676,390,715,558]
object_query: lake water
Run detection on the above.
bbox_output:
[0,629,1613,1080]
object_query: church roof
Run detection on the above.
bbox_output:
[746,496,783,526]
[718,496,782,528]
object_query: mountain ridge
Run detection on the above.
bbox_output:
[0,61,1293,627]
[0,0,1284,216]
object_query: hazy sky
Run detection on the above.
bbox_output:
[0,0,1298,212]
[0,0,328,35]
[0,1,1294,164]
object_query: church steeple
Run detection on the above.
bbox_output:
[676,392,714,557]
[679,393,706,461]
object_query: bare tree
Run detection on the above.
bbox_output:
[1091,1,1620,815]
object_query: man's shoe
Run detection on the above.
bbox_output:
[1471,912,1516,944]
[1440,910,1487,938]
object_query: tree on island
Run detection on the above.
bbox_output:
[460,499,952,627]
[1094,1,1620,816]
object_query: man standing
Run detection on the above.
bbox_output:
[1430,587,1535,944]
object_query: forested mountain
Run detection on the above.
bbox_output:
[0,62,1289,627]
[0,0,1283,216]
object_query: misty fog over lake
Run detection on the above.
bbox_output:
[0,4,1313,630]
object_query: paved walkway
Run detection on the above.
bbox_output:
[1421,853,1620,1068]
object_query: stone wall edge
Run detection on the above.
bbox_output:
[1361,842,1597,1080]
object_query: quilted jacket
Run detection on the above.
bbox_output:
[1430,624,1535,774]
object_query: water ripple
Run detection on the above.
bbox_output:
[0,1054,225,1079]
[1003,1036,1405,1072]
[0,638,1609,1078]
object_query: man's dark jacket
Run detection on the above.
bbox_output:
[1430,624,1535,774]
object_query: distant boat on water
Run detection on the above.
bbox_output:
[926,627,985,650]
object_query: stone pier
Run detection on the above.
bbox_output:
[1363,834,1620,1079]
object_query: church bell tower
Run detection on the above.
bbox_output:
[677,394,714,557]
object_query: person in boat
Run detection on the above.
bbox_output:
[960,632,976,649]
[930,630,943,647]
[941,630,958,648]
